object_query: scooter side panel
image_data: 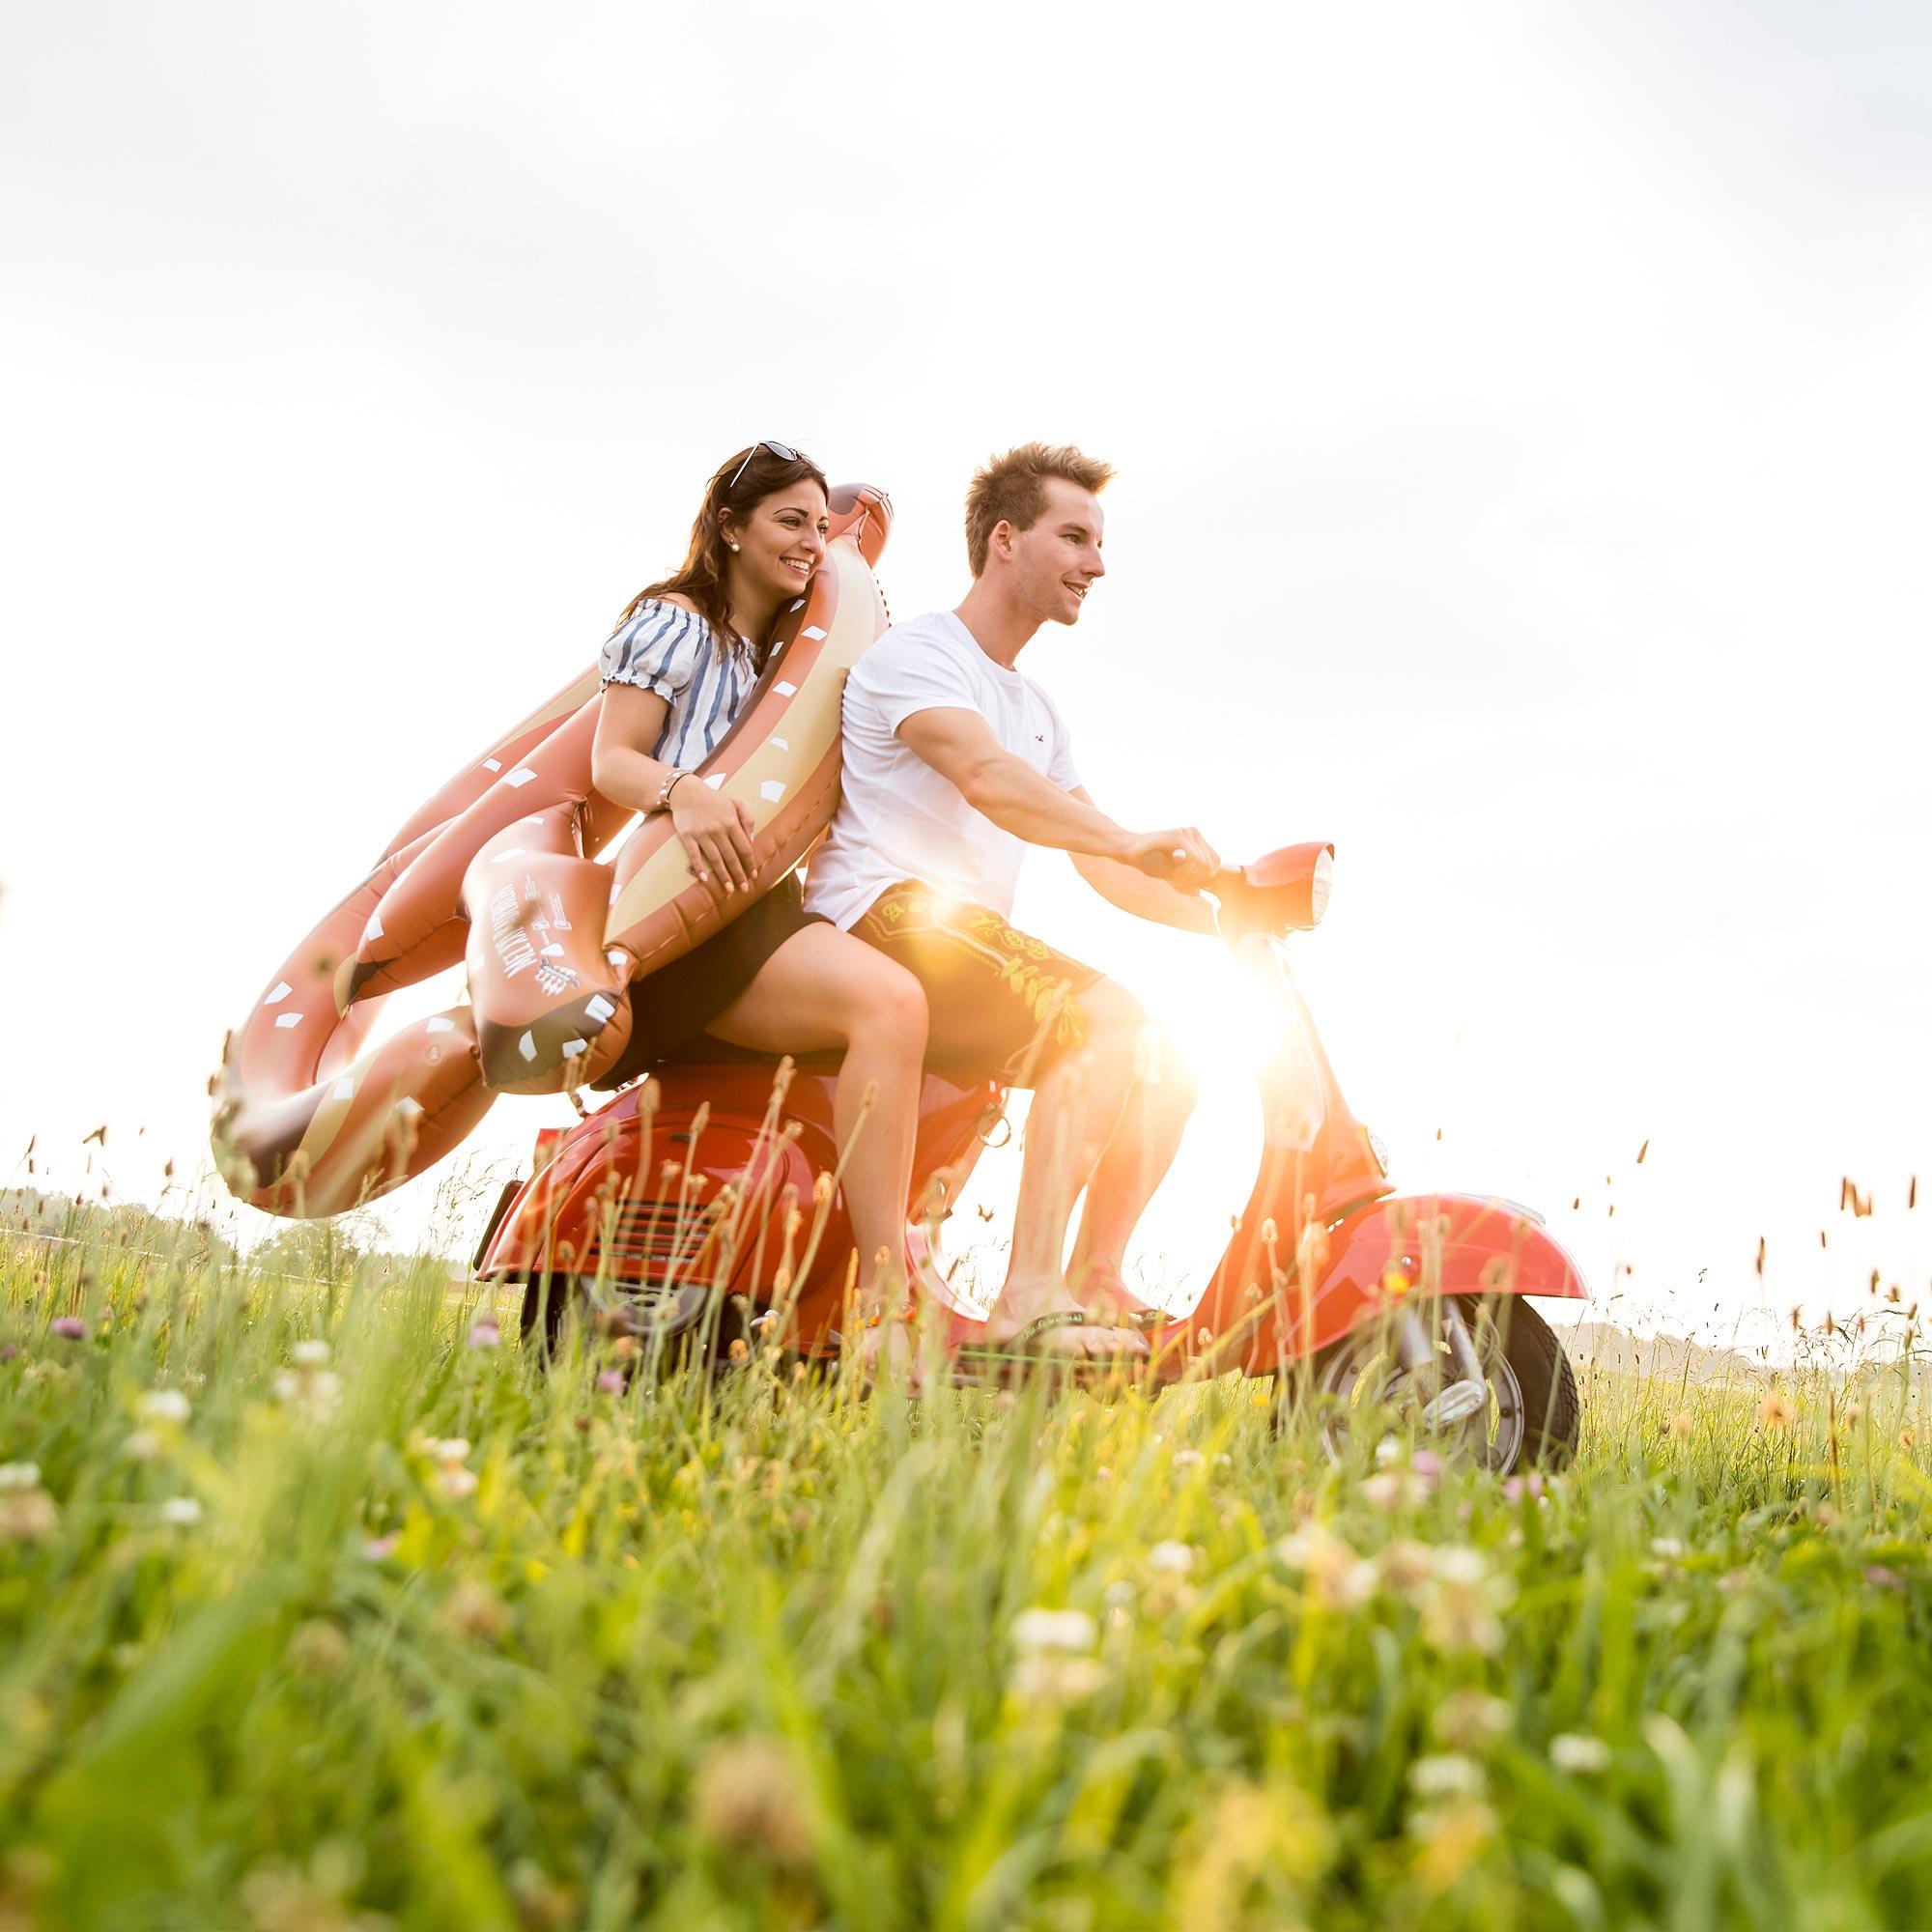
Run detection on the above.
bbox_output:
[1168,1191,1587,1375]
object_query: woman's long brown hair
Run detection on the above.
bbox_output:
[617,442,831,667]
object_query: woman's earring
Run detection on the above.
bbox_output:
[728,541,741,553]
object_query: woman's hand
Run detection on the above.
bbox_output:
[668,779,758,894]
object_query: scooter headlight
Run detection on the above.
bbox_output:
[1309,847,1334,925]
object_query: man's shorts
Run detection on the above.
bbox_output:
[853,880,1105,1089]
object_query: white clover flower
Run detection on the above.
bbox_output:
[0,1463,42,1492]
[1650,1536,1688,1561]
[1276,1523,1378,1608]
[1148,1541,1195,1576]
[292,1339,330,1367]
[139,1388,191,1425]
[1409,1753,1487,1801]
[433,1436,472,1464]
[1010,1654,1109,1703]
[1171,1448,1206,1474]
[123,1430,163,1463]
[1420,1546,1513,1656]
[1550,1733,1613,1774]
[1432,1690,1511,1750]
[1010,1607,1097,1654]
[160,1496,203,1526]
[1379,1537,1438,1596]
[440,1465,479,1500]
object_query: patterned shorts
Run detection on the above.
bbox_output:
[854,880,1105,1089]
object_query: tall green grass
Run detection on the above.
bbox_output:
[3,1221,1929,1931]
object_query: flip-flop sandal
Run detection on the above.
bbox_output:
[1072,1266,1171,1332]
[951,1309,1147,1384]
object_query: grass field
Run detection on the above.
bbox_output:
[4,1224,1930,1931]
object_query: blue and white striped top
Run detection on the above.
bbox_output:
[598,598,758,769]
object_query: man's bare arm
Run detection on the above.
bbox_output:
[1068,788,1218,933]
[895,707,1218,886]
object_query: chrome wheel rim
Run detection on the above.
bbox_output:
[1315,1298,1527,1473]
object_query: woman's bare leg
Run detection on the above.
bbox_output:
[705,923,927,1334]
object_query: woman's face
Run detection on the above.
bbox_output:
[726,481,831,607]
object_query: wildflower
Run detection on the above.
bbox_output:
[1419,1547,1512,1656]
[1666,1411,1694,1440]
[139,1388,191,1425]
[1364,1468,1429,1511]
[274,1356,343,1421]
[441,1580,507,1640]
[1011,1607,1097,1654]
[1757,1392,1794,1432]
[1379,1537,1437,1595]
[1409,1753,1486,1801]
[1407,1797,1496,1891]
[363,1533,400,1561]
[1172,1447,1205,1475]
[1010,1652,1110,1702]
[0,1466,58,1543]
[123,1429,163,1462]
[466,1318,500,1350]
[1549,1733,1613,1774]
[1432,1690,1510,1750]
[1148,1541,1195,1576]
[50,1317,86,1341]
[1650,1536,1688,1562]
[1502,1472,1548,1505]
[1866,1564,1905,1591]
[159,1496,203,1526]
[692,1736,815,1873]
[1275,1525,1378,1610]
[285,1618,350,1676]
[596,1368,626,1395]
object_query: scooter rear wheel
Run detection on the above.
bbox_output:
[1312,1294,1579,1473]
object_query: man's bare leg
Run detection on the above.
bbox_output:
[979,982,1151,1361]
[1066,1028,1198,1320]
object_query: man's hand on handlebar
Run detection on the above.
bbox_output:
[1122,827,1220,893]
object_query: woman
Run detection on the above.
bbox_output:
[588,442,926,1371]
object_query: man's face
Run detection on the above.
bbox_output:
[1005,476,1106,626]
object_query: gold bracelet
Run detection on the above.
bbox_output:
[653,768,691,813]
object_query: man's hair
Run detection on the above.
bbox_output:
[964,442,1114,577]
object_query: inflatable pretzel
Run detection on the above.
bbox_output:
[213,485,892,1218]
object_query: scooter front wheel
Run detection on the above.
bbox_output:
[1311,1295,1579,1473]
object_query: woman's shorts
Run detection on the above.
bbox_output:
[853,879,1104,1089]
[595,872,824,1089]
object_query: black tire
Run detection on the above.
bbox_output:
[1476,1296,1579,1467]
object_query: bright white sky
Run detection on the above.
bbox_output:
[3,1,1927,1344]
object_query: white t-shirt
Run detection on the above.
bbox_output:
[804,610,1081,929]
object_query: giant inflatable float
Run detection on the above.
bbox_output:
[213,484,893,1218]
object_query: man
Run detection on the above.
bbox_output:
[805,443,1221,1363]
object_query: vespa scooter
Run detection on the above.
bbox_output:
[473,841,1586,1468]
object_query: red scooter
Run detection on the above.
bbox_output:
[474,842,1587,1468]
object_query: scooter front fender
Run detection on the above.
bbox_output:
[1166,1191,1587,1376]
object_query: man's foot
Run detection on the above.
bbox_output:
[1069,1261,1170,1331]
[980,1277,1149,1362]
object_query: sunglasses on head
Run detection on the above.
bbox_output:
[726,440,800,491]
